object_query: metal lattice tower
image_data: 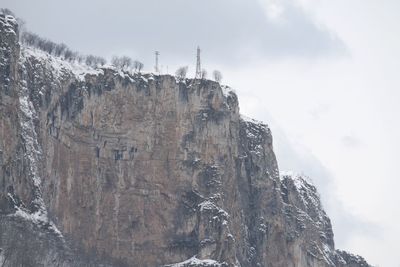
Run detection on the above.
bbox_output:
[195,46,201,79]
[155,51,160,73]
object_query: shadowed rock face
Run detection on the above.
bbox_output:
[0,15,371,267]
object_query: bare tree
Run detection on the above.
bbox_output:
[85,55,96,66]
[138,62,144,73]
[77,55,85,63]
[16,17,109,67]
[21,32,60,55]
[21,30,86,63]
[133,60,144,73]
[41,39,55,54]
[97,57,106,66]
[112,56,132,70]
[16,18,26,38]
[120,56,132,70]
[85,55,106,67]
[111,56,121,68]
[213,70,222,83]
[21,32,38,46]
[54,43,67,57]
[201,69,207,80]
[64,49,75,61]
[175,66,188,80]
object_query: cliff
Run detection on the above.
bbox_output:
[0,14,371,267]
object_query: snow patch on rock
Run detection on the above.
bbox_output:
[16,60,64,240]
[166,256,223,267]
[199,200,229,219]
[0,14,18,36]
[21,46,103,81]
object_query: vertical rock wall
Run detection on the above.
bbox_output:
[0,15,371,267]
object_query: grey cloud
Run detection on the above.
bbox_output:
[2,0,347,68]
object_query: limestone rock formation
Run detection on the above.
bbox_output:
[0,14,371,267]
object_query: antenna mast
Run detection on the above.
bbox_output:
[155,51,160,73]
[195,46,201,79]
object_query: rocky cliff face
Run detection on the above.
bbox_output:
[0,14,371,267]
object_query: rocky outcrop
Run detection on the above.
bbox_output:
[279,173,370,267]
[0,14,371,267]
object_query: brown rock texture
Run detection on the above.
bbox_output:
[0,14,371,267]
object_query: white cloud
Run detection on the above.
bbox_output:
[341,135,362,149]
[258,0,285,20]
[224,1,400,266]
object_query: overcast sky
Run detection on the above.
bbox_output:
[2,0,400,266]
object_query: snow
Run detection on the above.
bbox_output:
[319,243,335,266]
[22,46,104,81]
[281,172,316,200]
[140,76,148,83]
[221,85,236,97]
[198,200,229,218]
[199,200,218,212]
[168,256,222,267]
[240,114,264,126]
[281,172,328,228]
[19,79,42,189]
[0,15,17,36]
[281,178,338,267]
[258,223,267,233]
[294,177,322,215]
[240,114,269,136]
[13,206,63,237]
[7,193,63,237]
[4,15,17,24]
[240,115,270,156]
[280,170,296,179]
[15,59,64,240]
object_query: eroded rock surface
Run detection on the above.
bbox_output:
[0,14,371,267]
